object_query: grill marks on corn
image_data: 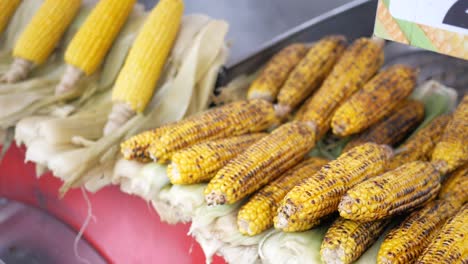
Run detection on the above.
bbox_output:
[331,65,417,136]
[378,200,460,264]
[321,217,390,264]
[274,143,392,232]
[237,157,328,236]
[205,121,316,206]
[416,204,468,264]
[296,37,384,137]
[438,164,468,205]
[168,133,266,185]
[431,94,468,174]
[247,44,308,102]
[339,161,441,221]
[344,99,425,152]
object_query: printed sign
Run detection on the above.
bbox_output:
[374,0,468,60]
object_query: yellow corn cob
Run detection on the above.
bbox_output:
[321,217,390,264]
[432,95,468,174]
[275,36,347,117]
[168,133,267,185]
[344,99,425,152]
[205,121,316,206]
[331,65,417,136]
[2,0,81,83]
[339,161,441,221]
[378,199,460,264]
[144,99,278,163]
[296,37,384,137]
[247,44,308,102]
[120,123,176,162]
[420,24,468,61]
[376,0,409,44]
[237,157,328,236]
[0,0,21,35]
[275,143,392,232]
[111,0,183,114]
[56,0,136,95]
[387,114,451,171]
[416,204,468,264]
[438,164,468,206]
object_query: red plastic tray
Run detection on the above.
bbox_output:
[0,144,224,264]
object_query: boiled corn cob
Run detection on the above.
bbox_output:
[167,133,266,185]
[237,157,328,236]
[106,0,184,134]
[339,161,441,221]
[343,99,425,152]
[275,35,347,117]
[295,37,384,137]
[56,0,136,95]
[387,114,451,171]
[378,199,460,264]
[438,164,468,205]
[205,121,316,206]
[331,64,417,136]
[141,99,278,163]
[247,44,308,102]
[1,0,81,83]
[275,143,392,232]
[432,94,468,174]
[0,0,21,35]
[321,217,390,264]
[416,204,468,264]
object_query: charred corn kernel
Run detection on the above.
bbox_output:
[432,95,468,174]
[332,65,417,136]
[13,0,81,65]
[344,99,425,152]
[275,143,392,232]
[120,123,175,162]
[247,44,308,102]
[420,25,468,61]
[339,161,441,221]
[168,133,267,185]
[416,204,468,264]
[321,217,390,264]
[275,36,347,116]
[296,37,384,137]
[387,114,451,171]
[205,121,316,206]
[438,164,468,205]
[146,99,278,163]
[237,157,328,236]
[0,0,21,35]
[376,0,409,44]
[65,0,136,75]
[112,0,183,113]
[378,199,460,264]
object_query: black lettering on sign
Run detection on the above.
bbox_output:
[443,0,468,29]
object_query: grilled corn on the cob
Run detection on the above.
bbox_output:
[237,157,328,236]
[168,133,266,185]
[339,161,441,221]
[56,0,136,95]
[275,36,347,117]
[296,37,384,137]
[247,44,308,102]
[1,0,81,83]
[275,143,392,232]
[141,99,278,163]
[432,94,468,174]
[416,204,468,264]
[205,121,316,206]
[106,0,184,134]
[438,164,468,206]
[321,217,390,264]
[344,99,425,152]
[0,0,21,35]
[331,64,417,136]
[387,114,451,171]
